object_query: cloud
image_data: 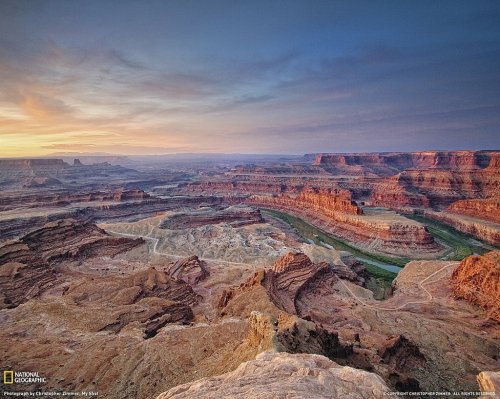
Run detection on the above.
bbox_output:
[0,1,499,157]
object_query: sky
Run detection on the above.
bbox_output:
[0,0,499,156]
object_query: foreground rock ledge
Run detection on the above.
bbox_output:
[156,351,389,399]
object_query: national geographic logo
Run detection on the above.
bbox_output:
[3,370,46,384]
[3,371,13,384]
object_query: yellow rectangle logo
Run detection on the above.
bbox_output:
[3,370,14,384]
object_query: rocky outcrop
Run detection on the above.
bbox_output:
[389,168,498,207]
[67,267,198,337]
[448,197,500,223]
[0,219,142,266]
[0,261,57,309]
[451,251,500,321]
[0,219,143,308]
[309,151,500,210]
[128,267,200,307]
[156,351,390,399]
[160,205,264,230]
[264,252,335,315]
[370,183,430,210]
[297,188,362,215]
[252,188,362,217]
[176,174,344,197]
[218,253,338,317]
[164,255,209,285]
[477,371,500,394]
[370,152,499,210]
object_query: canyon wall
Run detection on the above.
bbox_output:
[423,210,500,246]
[248,191,441,256]
[451,251,500,322]
[448,197,500,223]
[369,154,499,210]
[314,151,494,172]
[312,151,499,211]
[253,188,361,218]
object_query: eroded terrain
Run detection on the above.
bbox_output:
[0,151,498,398]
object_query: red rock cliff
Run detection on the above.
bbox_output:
[314,151,494,171]
[448,197,500,223]
[254,188,362,217]
[451,251,500,322]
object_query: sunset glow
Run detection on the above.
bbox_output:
[1,0,499,157]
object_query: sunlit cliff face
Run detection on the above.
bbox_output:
[1,1,499,157]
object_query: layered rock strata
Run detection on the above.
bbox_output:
[67,267,198,338]
[448,197,500,223]
[368,152,499,210]
[0,219,142,266]
[164,255,209,285]
[160,205,264,229]
[218,252,340,317]
[250,192,441,257]
[314,151,495,173]
[423,210,500,246]
[156,351,390,399]
[451,251,500,321]
[0,195,229,241]
[0,219,143,308]
[265,252,335,315]
[0,188,150,211]
[217,253,427,391]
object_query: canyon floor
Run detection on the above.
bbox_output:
[0,151,498,398]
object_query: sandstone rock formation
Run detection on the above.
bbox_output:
[367,152,499,210]
[0,188,151,211]
[0,194,229,241]
[451,251,500,321]
[164,255,209,285]
[250,193,442,257]
[477,371,500,395]
[65,267,197,338]
[314,150,495,174]
[370,183,430,210]
[218,252,342,317]
[156,351,390,399]
[264,252,336,315]
[0,219,143,308]
[423,210,500,245]
[0,219,142,266]
[217,253,427,391]
[255,188,362,217]
[448,196,500,223]
[160,205,264,229]
[386,168,498,207]
[0,158,140,190]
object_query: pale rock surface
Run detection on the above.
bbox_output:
[477,371,500,394]
[156,351,389,399]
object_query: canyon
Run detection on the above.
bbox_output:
[0,151,498,398]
